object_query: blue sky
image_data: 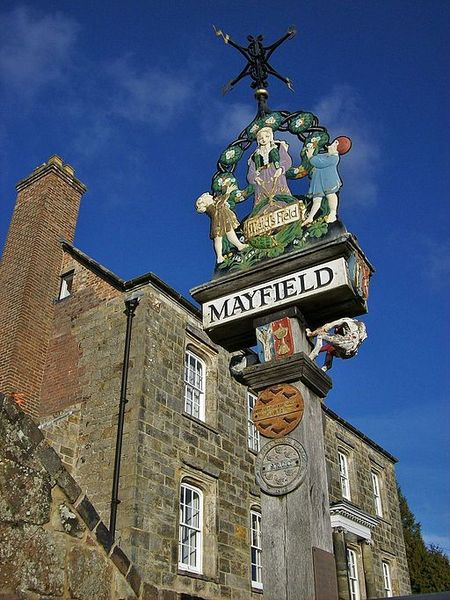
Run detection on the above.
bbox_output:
[0,1,448,554]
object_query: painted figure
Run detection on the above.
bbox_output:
[247,127,293,210]
[303,136,351,225]
[306,317,367,372]
[196,192,247,264]
[256,324,275,362]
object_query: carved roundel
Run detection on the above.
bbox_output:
[255,438,308,496]
[253,384,304,438]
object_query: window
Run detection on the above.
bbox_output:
[251,510,263,589]
[184,350,206,421]
[371,472,383,517]
[58,271,74,300]
[247,392,260,452]
[347,548,361,600]
[382,561,393,597]
[338,451,351,500]
[179,483,203,573]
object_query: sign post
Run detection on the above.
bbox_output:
[191,27,373,599]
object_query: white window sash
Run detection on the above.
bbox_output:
[179,483,203,573]
[347,549,360,600]
[247,392,260,452]
[58,272,73,299]
[338,452,351,500]
[251,511,263,589]
[382,561,393,597]
[184,351,206,421]
[372,472,383,517]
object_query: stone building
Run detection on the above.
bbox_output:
[0,156,411,599]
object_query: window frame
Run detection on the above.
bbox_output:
[347,548,361,600]
[382,561,393,597]
[250,509,263,590]
[247,391,260,452]
[371,471,383,517]
[183,349,206,422]
[58,270,74,300]
[338,450,351,500]
[178,482,203,574]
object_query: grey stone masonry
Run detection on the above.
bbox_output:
[323,405,411,596]
[33,246,410,599]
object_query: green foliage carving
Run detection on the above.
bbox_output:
[219,145,243,166]
[207,108,335,275]
[246,111,283,139]
[288,112,314,133]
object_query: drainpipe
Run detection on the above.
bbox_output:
[109,291,143,541]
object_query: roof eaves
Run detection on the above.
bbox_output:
[61,240,201,318]
[61,240,126,291]
[125,272,201,318]
[322,404,398,463]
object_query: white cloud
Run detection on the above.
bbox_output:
[313,85,380,207]
[106,56,194,126]
[0,6,79,98]
[201,101,255,144]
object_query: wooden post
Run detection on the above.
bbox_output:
[242,318,339,600]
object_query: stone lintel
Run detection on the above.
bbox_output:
[238,352,332,397]
[182,455,220,479]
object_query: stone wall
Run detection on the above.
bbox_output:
[0,393,151,600]
[37,250,264,599]
[40,254,123,417]
[33,248,412,599]
[323,407,411,596]
[39,403,82,472]
[132,288,261,599]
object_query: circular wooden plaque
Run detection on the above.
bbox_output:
[253,384,304,438]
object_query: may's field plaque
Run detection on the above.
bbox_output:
[253,383,304,438]
[255,438,308,496]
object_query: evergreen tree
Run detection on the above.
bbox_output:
[398,485,450,592]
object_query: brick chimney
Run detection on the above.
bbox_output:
[0,156,86,417]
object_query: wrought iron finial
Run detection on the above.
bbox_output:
[213,25,296,111]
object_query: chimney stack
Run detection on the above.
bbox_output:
[0,156,86,417]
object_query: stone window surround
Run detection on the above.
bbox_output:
[177,470,218,581]
[184,331,219,428]
[250,506,263,591]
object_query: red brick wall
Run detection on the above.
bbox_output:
[40,256,122,416]
[0,157,86,417]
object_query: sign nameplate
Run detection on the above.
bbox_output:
[243,201,306,238]
[204,258,349,329]
[255,438,308,496]
[253,384,304,438]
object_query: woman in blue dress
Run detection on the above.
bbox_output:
[303,137,350,225]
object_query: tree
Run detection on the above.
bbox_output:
[398,485,450,592]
